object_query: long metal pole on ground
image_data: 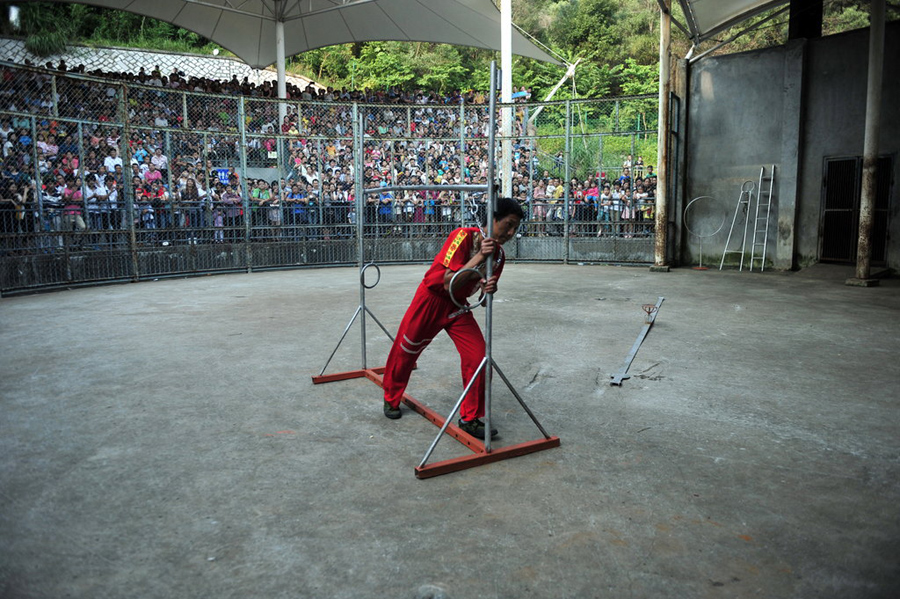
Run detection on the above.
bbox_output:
[654,0,671,269]
[852,0,885,285]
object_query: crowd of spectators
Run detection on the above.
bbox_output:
[0,59,656,252]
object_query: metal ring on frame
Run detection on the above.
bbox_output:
[448,267,487,312]
[360,262,381,289]
[683,196,727,239]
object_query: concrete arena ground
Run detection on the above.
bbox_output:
[1,263,898,599]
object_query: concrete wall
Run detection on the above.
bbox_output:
[683,21,899,270]
[800,22,900,267]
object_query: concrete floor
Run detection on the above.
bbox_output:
[1,263,898,599]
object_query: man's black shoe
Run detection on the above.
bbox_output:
[383,400,401,420]
[458,418,498,439]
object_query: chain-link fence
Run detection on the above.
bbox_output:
[0,61,658,293]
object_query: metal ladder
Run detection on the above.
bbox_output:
[749,165,775,272]
[719,179,756,271]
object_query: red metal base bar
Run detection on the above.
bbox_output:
[312,367,561,478]
[311,367,384,385]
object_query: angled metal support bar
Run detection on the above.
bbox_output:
[363,369,486,453]
[311,366,385,385]
[315,262,394,379]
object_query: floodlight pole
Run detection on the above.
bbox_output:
[275,1,288,124]
[500,0,513,198]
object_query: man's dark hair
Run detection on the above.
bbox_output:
[493,196,525,221]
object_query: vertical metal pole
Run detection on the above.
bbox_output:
[500,0,513,199]
[50,75,58,118]
[77,122,87,219]
[527,109,534,215]
[854,0,885,282]
[238,96,251,266]
[182,92,189,130]
[275,16,288,125]
[121,84,138,278]
[655,0,672,268]
[563,100,572,260]
[168,130,177,229]
[316,137,324,227]
[459,102,467,228]
[484,62,499,453]
[599,134,604,180]
[29,116,43,218]
[354,103,363,269]
[168,131,176,193]
[353,104,368,368]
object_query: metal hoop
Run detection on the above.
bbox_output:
[683,196,727,239]
[448,267,487,311]
[360,262,381,289]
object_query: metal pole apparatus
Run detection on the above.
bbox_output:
[414,61,559,477]
[313,62,559,479]
[356,112,368,369]
[312,107,396,382]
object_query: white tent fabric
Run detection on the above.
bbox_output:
[36,0,561,68]
[670,0,790,44]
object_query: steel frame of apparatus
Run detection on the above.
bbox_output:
[311,62,559,479]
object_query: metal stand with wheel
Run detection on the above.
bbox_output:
[311,262,396,383]
[683,196,727,270]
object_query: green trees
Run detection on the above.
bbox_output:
[1,0,892,101]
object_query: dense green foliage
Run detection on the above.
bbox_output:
[0,0,893,100]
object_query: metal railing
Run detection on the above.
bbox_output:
[0,61,658,294]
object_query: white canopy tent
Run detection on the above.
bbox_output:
[668,0,790,48]
[25,0,562,101]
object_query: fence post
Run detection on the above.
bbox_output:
[526,106,533,212]
[598,134,604,182]
[119,83,138,280]
[29,116,43,220]
[76,122,88,227]
[238,96,251,268]
[316,137,324,228]
[50,75,59,118]
[563,100,571,263]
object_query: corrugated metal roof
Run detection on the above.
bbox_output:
[670,0,790,44]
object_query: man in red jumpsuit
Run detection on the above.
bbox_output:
[382,197,524,440]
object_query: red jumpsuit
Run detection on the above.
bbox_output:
[382,227,505,421]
